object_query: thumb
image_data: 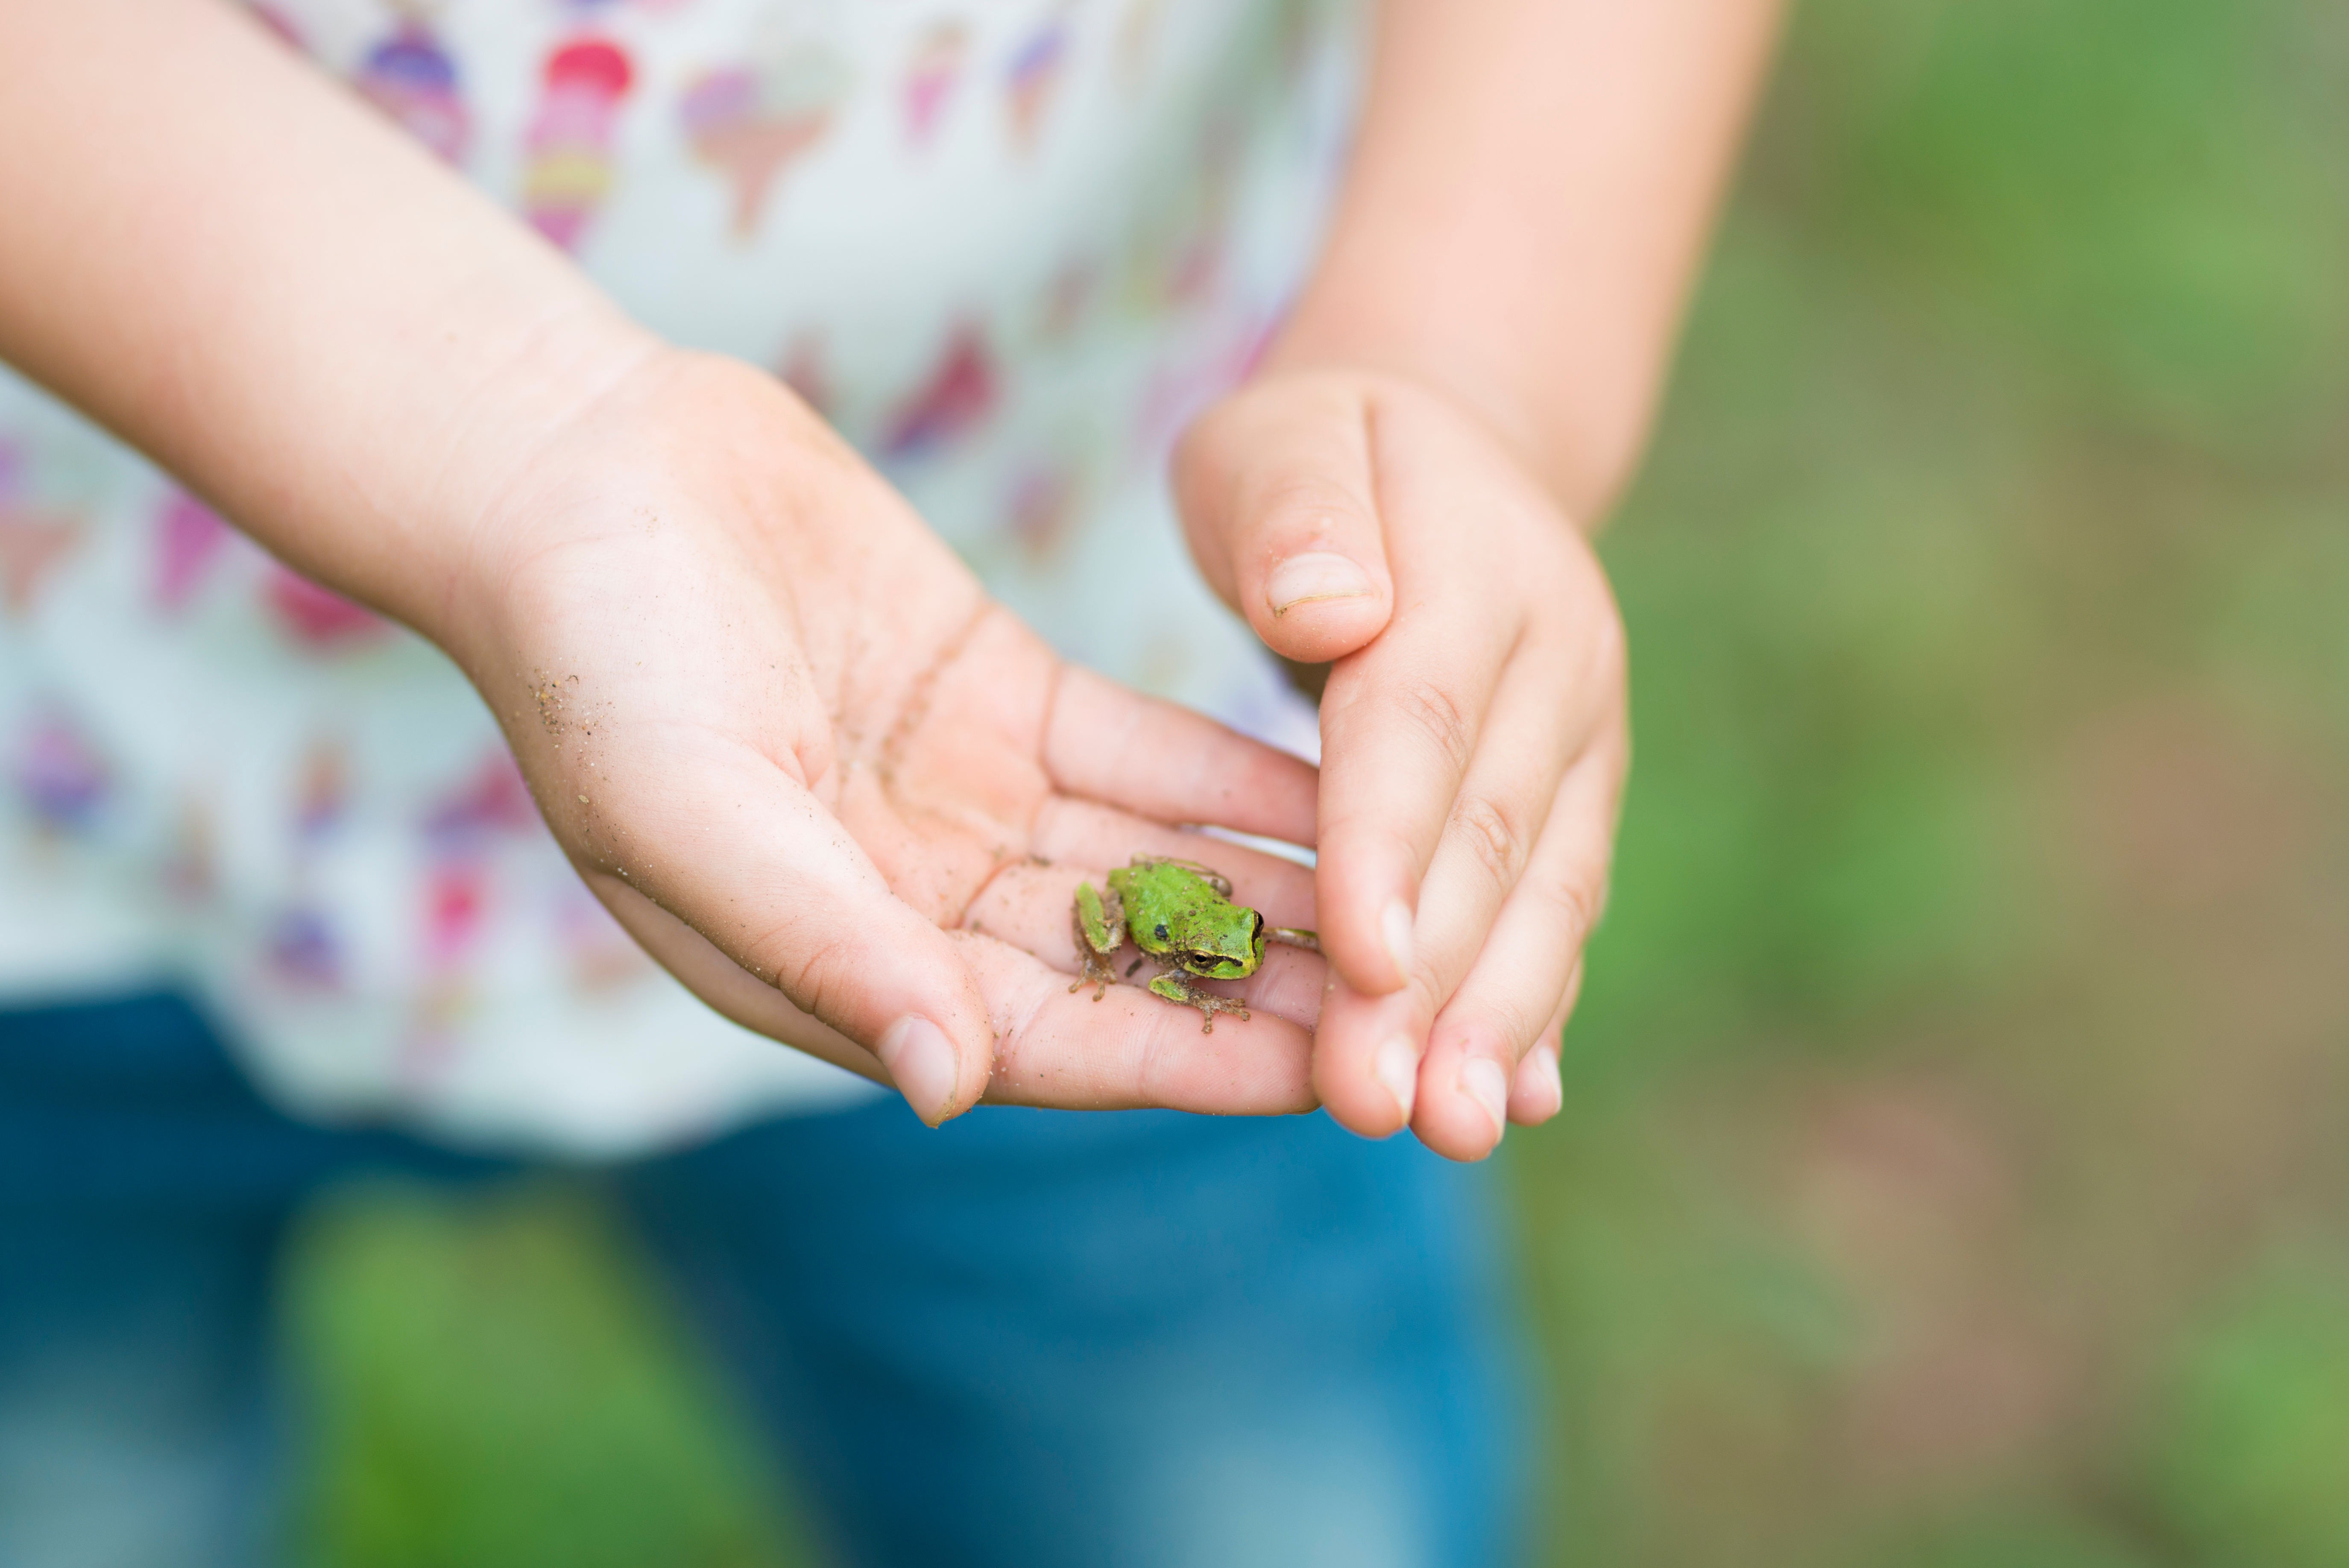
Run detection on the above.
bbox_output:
[1174,375,1394,666]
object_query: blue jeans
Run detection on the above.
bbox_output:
[0,994,1533,1567]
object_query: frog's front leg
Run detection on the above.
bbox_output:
[1145,969,1253,1034]
[1070,879,1126,1001]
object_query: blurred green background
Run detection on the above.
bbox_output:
[281,0,2349,1562]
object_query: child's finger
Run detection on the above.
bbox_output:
[1303,731,1617,1149]
[563,727,994,1126]
[1043,665,1319,847]
[1312,584,1516,996]
[1173,373,1396,667]
[1399,633,1620,1033]
[1410,744,1620,1161]
[1507,976,1579,1127]
[957,932,1318,1113]
[584,885,1322,1114]
[1309,972,1429,1139]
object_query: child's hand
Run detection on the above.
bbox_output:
[445,351,1326,1126]
[1176,370,1628,1161]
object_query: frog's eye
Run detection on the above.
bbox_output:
[1191,952,1239,973]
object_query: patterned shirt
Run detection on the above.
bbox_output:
[0,0,1359,1154]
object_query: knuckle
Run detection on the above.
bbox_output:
[1471,995,1544,1059]
[1445,963,1570,1065]
[1391,677,1475,777]
[1449,790,1530,889]
[747,919,859,1018]
[1542,867,1609,950]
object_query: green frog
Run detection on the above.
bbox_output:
[1070,856,1320,1032]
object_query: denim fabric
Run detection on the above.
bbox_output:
[0,995,1533,1568]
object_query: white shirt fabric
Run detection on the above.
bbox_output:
[0,0,1358,1156]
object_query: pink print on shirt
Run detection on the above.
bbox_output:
[1004,4,1077,152]
[884,326,999,461]
[356,21,472,166]
[902,22,969,146]
[263,566,388,651]
[10,714,110,837]
[154,493,231,614]
[524,38,636,251]
[0,441,79,618]
[681,34,852,239]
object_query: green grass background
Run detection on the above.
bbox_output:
[284,1,2349,1562]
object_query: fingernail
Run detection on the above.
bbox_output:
[1374,1037,1420,1127]
[1380,899,1415,985]
[1266,552,1374,618]
[1526,1045,1563,1120]
[1459,1057,1509,1143]
[876,1014,960,1126]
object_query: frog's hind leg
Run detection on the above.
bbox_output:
[1268,927,1320,954]
[1070,880,1126,1000]
[1146,968,1252,1033]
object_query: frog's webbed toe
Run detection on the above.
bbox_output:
[1193,994,1252,1033]
[1074,945,1122,1001]
[1268,927,1320,953]
[1145,970,1252,1033]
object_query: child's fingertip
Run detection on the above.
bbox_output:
[1458,1056,1510,1146]
[1380,897,1415,989]
[1509,1043,1563,1125]
[1265,551,1376,618]
[1254,554,1391,664]
[875,1013,963,1127]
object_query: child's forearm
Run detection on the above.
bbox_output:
[1271,0,1785,522]
[0,0,653,656]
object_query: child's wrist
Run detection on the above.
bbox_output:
[393,308,670,662]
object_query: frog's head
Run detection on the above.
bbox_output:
[1165,900,1267,980]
